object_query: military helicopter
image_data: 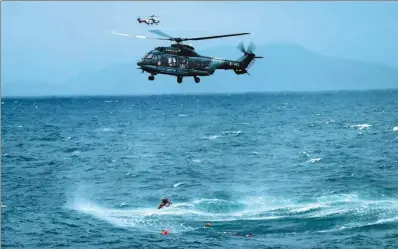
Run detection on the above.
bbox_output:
[113,29,263,83]
[137,15,160,25]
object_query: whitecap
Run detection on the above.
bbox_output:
[309,158,322,163]
[350,124,372,130]
[72,150,81,155]
[367,216,398,226]
[96,128,115,132]
[393,126,398,131]
[173,182,186,188]
[201,135,220,140]
[221,130,242,135]
[289,204,324,213]
[326,119,336,124]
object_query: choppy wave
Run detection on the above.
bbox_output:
[3,92,398,248]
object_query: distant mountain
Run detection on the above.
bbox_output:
[196,43,398,92]
[2,43,398,97]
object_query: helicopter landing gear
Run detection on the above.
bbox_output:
[194,76,200,83]
[177,76,183,84]
[148,75,155,81]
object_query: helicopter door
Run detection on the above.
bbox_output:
[168,56,177,67]
[179,57,188,69]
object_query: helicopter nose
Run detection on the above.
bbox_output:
[137,61,142,66]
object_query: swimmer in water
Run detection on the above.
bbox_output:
[158,197,172,209]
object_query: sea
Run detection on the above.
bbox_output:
[2,90,398,249]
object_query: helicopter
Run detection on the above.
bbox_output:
[137,15,160,25]
[112,29,263,83]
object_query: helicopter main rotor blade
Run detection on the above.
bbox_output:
[184,32,250,41]
[112,31,132,37]
[112,31,168,40]
[147,29,173,39]
[135,35,169,40]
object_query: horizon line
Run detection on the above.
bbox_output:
[2,88,398,99]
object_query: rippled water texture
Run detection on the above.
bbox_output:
[2,90,398,248]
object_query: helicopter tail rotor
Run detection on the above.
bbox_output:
[237,41,258,55]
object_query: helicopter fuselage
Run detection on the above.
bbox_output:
[137,44,254,83]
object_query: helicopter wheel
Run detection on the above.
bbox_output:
[194,76,200,83]
[148,75,155,81]
[177,76,183,84]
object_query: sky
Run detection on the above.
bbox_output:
[2,1,398,95]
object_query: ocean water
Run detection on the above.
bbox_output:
[2,90,398,249]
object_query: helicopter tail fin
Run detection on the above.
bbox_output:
[234,41,263,75]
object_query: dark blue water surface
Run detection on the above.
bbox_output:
[2,90,398,249]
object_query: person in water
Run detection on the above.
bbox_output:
[158,197,172,209]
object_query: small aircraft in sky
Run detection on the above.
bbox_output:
[137,15,160,25]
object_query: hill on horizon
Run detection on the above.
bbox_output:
[2,42,398,97]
